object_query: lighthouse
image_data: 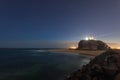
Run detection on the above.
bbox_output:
[85,35,95,40]
[78,36,110,50]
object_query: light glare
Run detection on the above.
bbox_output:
[85,37,89,40]
[69,46,77,49]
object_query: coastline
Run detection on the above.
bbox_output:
[64,50,120,80]
[48,49,106,56]
[48,49,120,56]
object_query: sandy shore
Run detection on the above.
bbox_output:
[48,49,107,56]
[48,49,120,56]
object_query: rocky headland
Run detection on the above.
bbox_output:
[65,50,120,80]
[78,40,110,50]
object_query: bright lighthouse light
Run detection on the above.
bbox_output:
[85,37,89,40]
[85,36,95,40]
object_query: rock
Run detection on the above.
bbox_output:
[65,50,120,80]
[78,40,110,50]
[114,73,120,80]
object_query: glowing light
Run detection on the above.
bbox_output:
[111,47,120,49]
[85,37,89,40]
[85,36,95,40]
[117,47,120,49]
[69,46,77,49]
[89,36,94,40]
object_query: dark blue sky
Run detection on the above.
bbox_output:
[0,0,120,48]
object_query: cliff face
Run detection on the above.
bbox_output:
[65,50,120,80]
[78,40,110,50]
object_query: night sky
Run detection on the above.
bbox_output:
[0,0,120,48]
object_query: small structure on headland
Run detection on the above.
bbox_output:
[78,36,110,50]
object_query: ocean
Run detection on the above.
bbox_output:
[0,49,92,80]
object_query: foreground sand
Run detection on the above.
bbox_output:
[48,49,106,56]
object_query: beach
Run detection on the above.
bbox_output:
[48,49,106,56]
[48,49,120,56]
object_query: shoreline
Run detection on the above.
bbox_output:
[48,49,106,56]
[64,50,120,80]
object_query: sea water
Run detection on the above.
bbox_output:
[0,49,92,80]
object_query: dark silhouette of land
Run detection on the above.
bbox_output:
[64,50,120,80]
